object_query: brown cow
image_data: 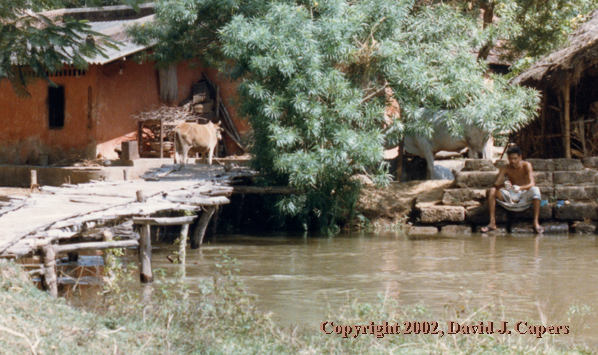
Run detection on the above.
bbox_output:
[174,121,222,165]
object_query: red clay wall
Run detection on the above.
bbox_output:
[95,60,246,159]
[0,60,246,163]
[0,67,98,164]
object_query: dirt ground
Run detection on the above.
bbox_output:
[0,188,30,202]
[356,180,452,227]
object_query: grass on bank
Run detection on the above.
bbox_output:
[0,256,595,355]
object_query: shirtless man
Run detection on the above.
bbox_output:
[480,146,544,234]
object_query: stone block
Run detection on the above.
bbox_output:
[511,222,569,234]
[584,186,598,199]
[463,159,496,172]
[554,187,588,200]
[533,172,553,187]
[442,189,487,206]
[419,205,465,223]
[526,159,555,171]
[553,170,598,185]
[511,203,553,221]
[121,141,139,160]
[540,187,554,198]
[474,224,508,233]
[466,204,508,224]
[453,171,497,188]
[494,160,506,169]
[582,157,598,169]
[553,158,584,171]
[409,226,439,235]
[554,202,598,221]
[572,221,596,234]
[440,225,472,234]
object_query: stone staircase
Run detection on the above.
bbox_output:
[410,157,598,235]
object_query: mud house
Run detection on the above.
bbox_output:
[512,10,598,159]
[0,4,247,165]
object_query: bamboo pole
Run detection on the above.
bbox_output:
[56,240,139,253]
[178,224,189,265]
[41,245,58,298]
[191,206,216,249]
[564,77,571,159]
[102,230,115,282]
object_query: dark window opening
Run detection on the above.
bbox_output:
[48,86,65,129]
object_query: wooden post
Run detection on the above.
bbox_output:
[178,224,189,265]
[396,139,404,182]
[103,230,116,282]
[159,117,164,159]
[212,206,219,235]
[136,190,146,203]
[30,170,40,192]
[191,206,216,249]
[564,77,571,158]
[41,245,58,298]
[216,86,220,119]
[123,169,129,181]
[139,223,153,283]
[541,89,547,157]
[138,122,143,158]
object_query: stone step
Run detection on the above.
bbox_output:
[440,225,473,234]
[462,159,496,172]
[511,222,568,234]
[553,186,598,200]
[409,226,439,235]
[509,203,553,221]
[495,158,586,172]
[553,170,598,185]
[474,224,508,233]
[571,221,597,234]
[465,204,508,224]
[442,188,486,206]
[417,204,465,223]
[453,171,553,188]
[583,157,598,169]
[554,202,598,221]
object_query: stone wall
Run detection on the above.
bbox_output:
[410,158,598,235]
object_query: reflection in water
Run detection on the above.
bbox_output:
[66,232,598,343]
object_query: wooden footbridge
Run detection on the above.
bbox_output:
[0,164,255,297]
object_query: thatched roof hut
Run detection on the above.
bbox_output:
[511,10,598,159]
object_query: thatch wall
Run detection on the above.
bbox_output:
[512,10,598,158]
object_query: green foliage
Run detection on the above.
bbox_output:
[132,0,541,232]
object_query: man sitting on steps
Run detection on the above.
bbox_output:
[480,145,544,234]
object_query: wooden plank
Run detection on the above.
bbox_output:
[166,196,230,206]
[133,216,197,225]
[55,240,139,253]
[232,186,295,194]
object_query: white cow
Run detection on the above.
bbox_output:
[174,121,222,165]
[404,109,493,179]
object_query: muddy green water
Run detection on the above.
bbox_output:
[136,232,597,344]
[62,231,598,345]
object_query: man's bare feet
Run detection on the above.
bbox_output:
[480,224,497,233]
[533,225,544,234]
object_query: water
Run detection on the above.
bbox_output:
[144,232,598,343]
[60,231,598,345]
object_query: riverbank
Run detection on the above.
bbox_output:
[1,260,594,354]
